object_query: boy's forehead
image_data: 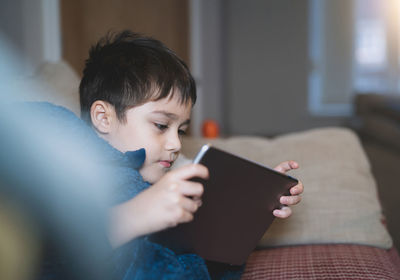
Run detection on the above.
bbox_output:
[151,95,192,109]
[151,110,180,120]
[150,86,192,104]
[133,96,192,118]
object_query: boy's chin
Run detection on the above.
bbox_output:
[139,167,167,184]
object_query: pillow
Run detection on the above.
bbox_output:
[9,61,81,116]
[180,127,393,249]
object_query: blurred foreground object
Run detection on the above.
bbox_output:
[0,102,114,280]
[0,196,40,280]
[0,36,113,278]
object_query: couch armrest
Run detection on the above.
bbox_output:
[353,93,400,151]
[355,93,400,121]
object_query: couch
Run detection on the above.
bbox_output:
[180,128,400,279]
[10,62,400,279]
[351,93,400,252]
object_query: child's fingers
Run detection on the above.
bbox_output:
[280,194,301,205]
[273,160,299,173]
[290,181,304,195]
[179,211,194,224]
[171,164,209,180]
[175,181,204,198]
[193,197,203,207]
[273,206,292,218]
[179,196,201,213]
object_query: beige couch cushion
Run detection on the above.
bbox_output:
[179,127,393,249]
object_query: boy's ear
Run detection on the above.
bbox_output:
[90,101,115,134]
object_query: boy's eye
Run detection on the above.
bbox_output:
[155,123,168,131]
[178,129,187,136]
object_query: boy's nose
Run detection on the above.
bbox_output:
[165,131,182,152]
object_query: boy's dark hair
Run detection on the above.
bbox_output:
[79,30,196,124]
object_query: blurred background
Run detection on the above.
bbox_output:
[2,0,400,135]
[0,0,400,136]
[1,0,400,277]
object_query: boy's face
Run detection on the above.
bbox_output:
[106,95,192,183]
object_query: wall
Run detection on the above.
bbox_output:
[0,0,60,76]
[189,0,226,136]
[61,0,189,76]
[222,0,347,136]
[1,0,351,136]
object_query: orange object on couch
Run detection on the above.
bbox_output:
[202,120,219,138]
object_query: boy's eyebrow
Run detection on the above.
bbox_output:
[151,110,191,125]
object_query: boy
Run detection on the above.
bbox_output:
[78,30,303,279]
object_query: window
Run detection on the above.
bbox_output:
[309,0,400,116]
[354,0,392,93]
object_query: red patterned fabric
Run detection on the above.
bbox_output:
[241,245,400,280]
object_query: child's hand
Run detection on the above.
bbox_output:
[109,164,209,248]
[272,160,303,219]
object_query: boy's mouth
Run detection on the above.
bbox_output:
[159,160,173,168]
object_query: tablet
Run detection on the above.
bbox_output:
[151,144,298,265]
